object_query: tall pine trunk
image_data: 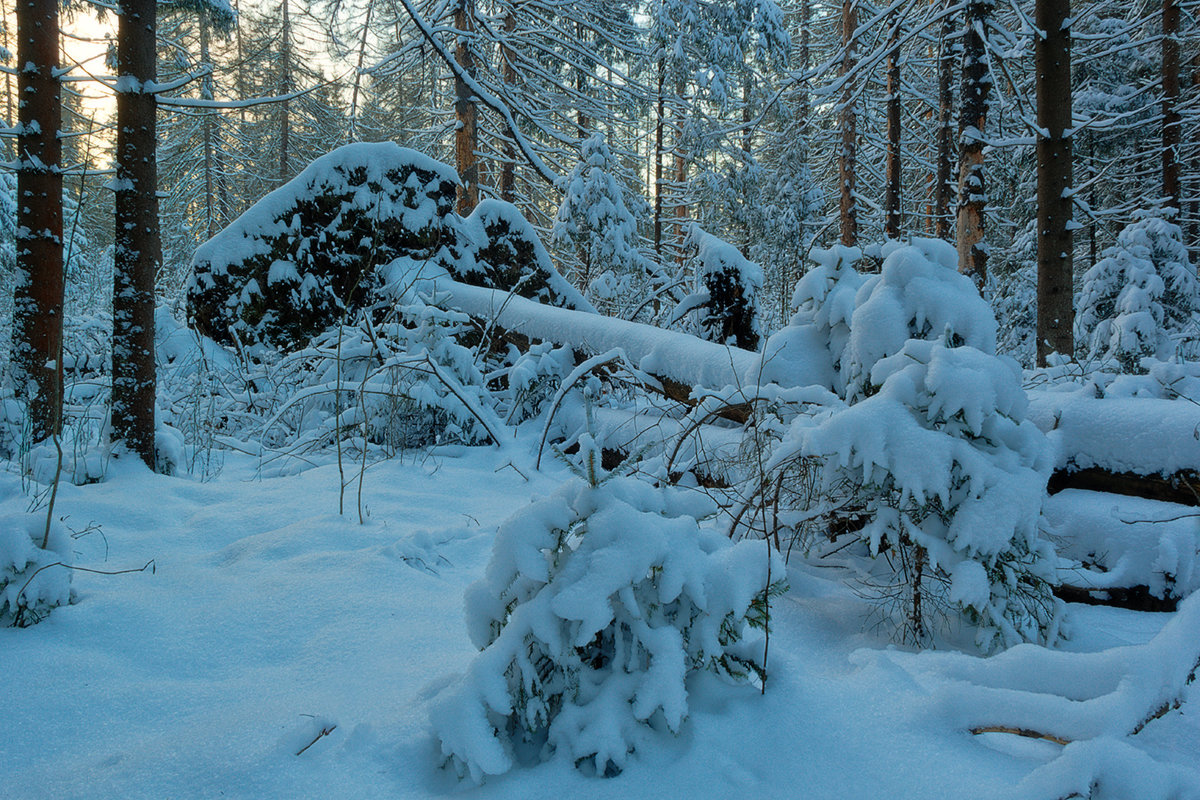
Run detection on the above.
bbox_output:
[838,0,858,246]
[934,0,955,239]
[1036,0,1074,365]
[112,0,161,467]
[279,0,292,183]
[884,9,903,240]
[956,0,992,283]
[12,0,63,442]
[499,9,517,202]
[653,61,666,259]
[454,0,479,214]
[1162,0,1180,210]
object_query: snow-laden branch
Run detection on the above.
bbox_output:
[394,0,560,189]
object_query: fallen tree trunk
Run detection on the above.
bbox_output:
[1048,466,1200,506]
[437,279,794,422]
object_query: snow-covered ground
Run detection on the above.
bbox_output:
[1,435,1197,799]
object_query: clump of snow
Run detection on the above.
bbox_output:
[432,436,783,782]
[1026,393,1200,476]
[841,237,996,402]
[0,513,74,627]
[1076,213,1199,371]
[1045,489,1200,601]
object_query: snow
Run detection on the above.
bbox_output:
[1045,489,1200,598]
[429,275,829,394]
[1,434,1198,797]
[1027,392,1200,475]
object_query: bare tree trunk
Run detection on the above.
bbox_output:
[839,0,858,246]
[279,0,292,183]
[112,0,161,467]
[2,0,14,161]
[672,79,688,262]
[454,0,479,214]
[934,0,955,239]
[347,0,375,142]
[798,0,811,147]
[12,0,63,442]
[884,8,903,240]
[499,8,517,202]
[576,20,589,134]
[1162,0,1180,210]
[200,15,223,239]
[653,62,666,259]
[1036,0,1074,366]
[956,0,992,284]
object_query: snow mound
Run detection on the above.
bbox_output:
[0,513,74,626]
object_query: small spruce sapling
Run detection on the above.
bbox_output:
[431,435,784,782]
[1076,214,1199,370]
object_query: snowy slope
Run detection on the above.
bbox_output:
[1,437,1197,799]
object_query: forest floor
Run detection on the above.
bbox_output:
[1,434,1197,799]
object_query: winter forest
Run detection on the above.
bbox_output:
[1,0,1200,796]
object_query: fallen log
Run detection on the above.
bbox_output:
[1047,466,1200,506]
[435,278,809,422]
[1029,393,1200,505]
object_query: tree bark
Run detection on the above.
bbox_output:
[1036,0,1074,366]
[884,8,903,240]
[454,0,479,214]
[838,0,858,246]
[12,0,63,442]
[112,0,161,467]
[279,0,292,183]
[934,0,955,239]
[1162,0,1180,210]
[653,61,666,259]
[499,8,517,202]
[956,0,992,284]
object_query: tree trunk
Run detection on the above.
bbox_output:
[934,0,955,239]
[956,0,992,284]
[454,0,479,214]
[576,20,589,134]
[1162,0,1180,210]
[672,78,688,262]
[112,0,161,467]
[499,9,517,202]
[12,0,63,442]
[279,0,291,183]
[653,61,666,259]
[884,9,903,240]
[838,0,858,246]
[347,0,375,142]
[1036,0,1074,366]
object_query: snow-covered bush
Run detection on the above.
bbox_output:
[840,238,996,402]
[260,294,499,457]
[456,199,593,313]
[432,437,783,781]
[1,514,74,627]
[551,133,657,313]
[750,240,1060,650]
[800,338,1062,650]
[1076,214,1199,371]
[679,226,763,351]
[187,143,460,349]
[783,244,867,394]
[187,145,590,351]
